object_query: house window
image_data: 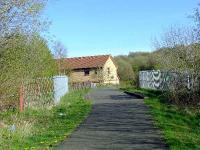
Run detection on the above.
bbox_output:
[107,67,110,75]
[84,69,90,76]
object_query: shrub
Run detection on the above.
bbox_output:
[0,34,57,110]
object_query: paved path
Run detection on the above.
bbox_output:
[56,88,168,150]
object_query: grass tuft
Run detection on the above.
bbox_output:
[0,89,92,149]
[123,87,200,150]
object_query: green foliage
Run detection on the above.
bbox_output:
[128,52,157,72]
[115,52,157,86]
[123,87,164,99]
[0,89,92,149]
[0,33,57,110]
[0,0,53,110]
[123,87,200,150]
[114,56,135,82]
[145,98,200,150]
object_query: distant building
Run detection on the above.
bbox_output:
[60,55,119,84]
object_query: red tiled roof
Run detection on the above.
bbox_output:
[64,55,111,69]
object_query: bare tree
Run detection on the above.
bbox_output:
[154,25,200,106]
[53,41,69,75]
[0,0,49,51]
[192,4,200,42]
[0,0,48,35]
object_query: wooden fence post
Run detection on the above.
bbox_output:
[19,85,24,112]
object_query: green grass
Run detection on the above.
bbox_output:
[123,87,200,150]
[0,89,92,149]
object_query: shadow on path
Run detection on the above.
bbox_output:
[56,88,168,150]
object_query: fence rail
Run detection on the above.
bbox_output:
[69,81,96,91]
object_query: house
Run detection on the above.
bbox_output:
[62,55,120,84]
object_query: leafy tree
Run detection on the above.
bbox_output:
[128,52,157,72]
[114,56,135,85]
[115,52,157,87]
[0,0,55,110]
[0,33,57,110]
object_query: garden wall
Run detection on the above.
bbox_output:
[139,70,191,90]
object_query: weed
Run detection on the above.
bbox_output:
[0,89,92,149]
[123,87,200,150]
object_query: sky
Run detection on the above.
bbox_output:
[44,0,199,57]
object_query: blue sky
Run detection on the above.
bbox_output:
[44,0,198,57]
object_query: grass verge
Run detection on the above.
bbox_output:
[122,87,200,150]
[0,89,92,149]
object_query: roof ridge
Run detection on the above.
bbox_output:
[60,54,112,69]
[66,54,110,59]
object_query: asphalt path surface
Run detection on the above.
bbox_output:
[56,88,168,150]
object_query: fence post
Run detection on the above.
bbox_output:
[53,76,69,104]
[19,85,24,112]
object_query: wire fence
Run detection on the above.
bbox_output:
[0,76,69,111]
[0,93,17,111]
[22,78,54,109]
[0,82,20,111]
[0,76,100,111]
